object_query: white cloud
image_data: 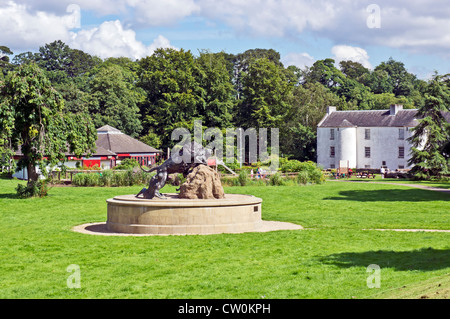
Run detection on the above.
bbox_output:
[128,0,200,27]
[331,45,372,69]
[282,52,315,70]
[0,0,74,50]
[197,0,450,58]
[6,0,200,25]
[197,0,337,37]
[69,20,175,60]
[0,1,174,59]
[3,0,450,60]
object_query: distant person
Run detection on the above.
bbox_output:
[380,166,385,179]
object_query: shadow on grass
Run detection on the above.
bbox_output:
[324,189,449,202]
[322,248,450,271]
[0,193,19,199]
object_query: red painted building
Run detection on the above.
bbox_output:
[12,125,162,179]
[91,125,162,169]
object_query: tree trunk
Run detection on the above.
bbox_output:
[27,161,39,185]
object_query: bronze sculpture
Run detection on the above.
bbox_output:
[136,141,211,199]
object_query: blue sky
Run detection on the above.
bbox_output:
[2,0,450,79]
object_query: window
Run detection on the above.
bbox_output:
[365,129,370,140]
[399,128,405,140]
[399,165,405,169]
[398,146,405,158]
[330,129,335,140]
[382,161,386,166]
[330,146,335,158]
[365,165,371,169]
[330,164,335,169]
[365,147,371,158]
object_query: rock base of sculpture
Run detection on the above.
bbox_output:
[179,165,224,199]
[106,193,263,235]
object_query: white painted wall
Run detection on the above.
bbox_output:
[317,126,415,170]
[339,127,357,168]
[317,127,334,169]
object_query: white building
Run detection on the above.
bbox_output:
[317,104,435,170]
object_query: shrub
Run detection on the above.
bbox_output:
[112,171,128,186]
[280,160,304,173]
[16,180,51,198]
[101,170,113,187]
[85,173,101,187]
[269,173,284,186]
[281,160,325,185]
[297,171,309,185]
[72,169,153,187]
[238,170,249,186]
[309,168,326,184]
[114,158,139,170]
[72,173,87,186]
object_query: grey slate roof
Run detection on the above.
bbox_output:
[14,126,162,156]
[96,126,162,154]
[318,109,420,128]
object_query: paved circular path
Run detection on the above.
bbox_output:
[73,220,303,236]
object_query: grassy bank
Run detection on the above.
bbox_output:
[0,178,448,298]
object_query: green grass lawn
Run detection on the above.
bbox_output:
[0,178,448,299]
[328,175,450,190]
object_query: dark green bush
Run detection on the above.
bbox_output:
[16,180,51,198]
[238,170,249,186]
[269,173,285,186]
[72,169,154,187]
[114,158,140,170]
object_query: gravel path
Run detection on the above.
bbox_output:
[72,220,303,236]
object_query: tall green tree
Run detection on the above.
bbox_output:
[339,60,370,82]
[302,58,342,88]
[408,74,450,179]
[0,46,14,78]
[138,48,202,148]
[36,41,101,78]
[12,51,40,66]
[281,82,346,161]
[232,49,283,99]
[236,57,293,129]
[88,63,144,137]
[37,40,72,73]
[0,46,13,66]
[195,50,234,128]
[0,63,97,187]
[374,57,417,97]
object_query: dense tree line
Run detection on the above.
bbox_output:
[1,41,448,179]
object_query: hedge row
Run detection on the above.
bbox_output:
[72,170,154,187]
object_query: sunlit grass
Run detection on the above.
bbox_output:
[0,178,448,298]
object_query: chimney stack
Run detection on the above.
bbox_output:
[327,106,336,115]
[390,104,403,115]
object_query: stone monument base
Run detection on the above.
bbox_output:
[105,193,264,235]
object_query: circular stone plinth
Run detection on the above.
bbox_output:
[105,193,264,235]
